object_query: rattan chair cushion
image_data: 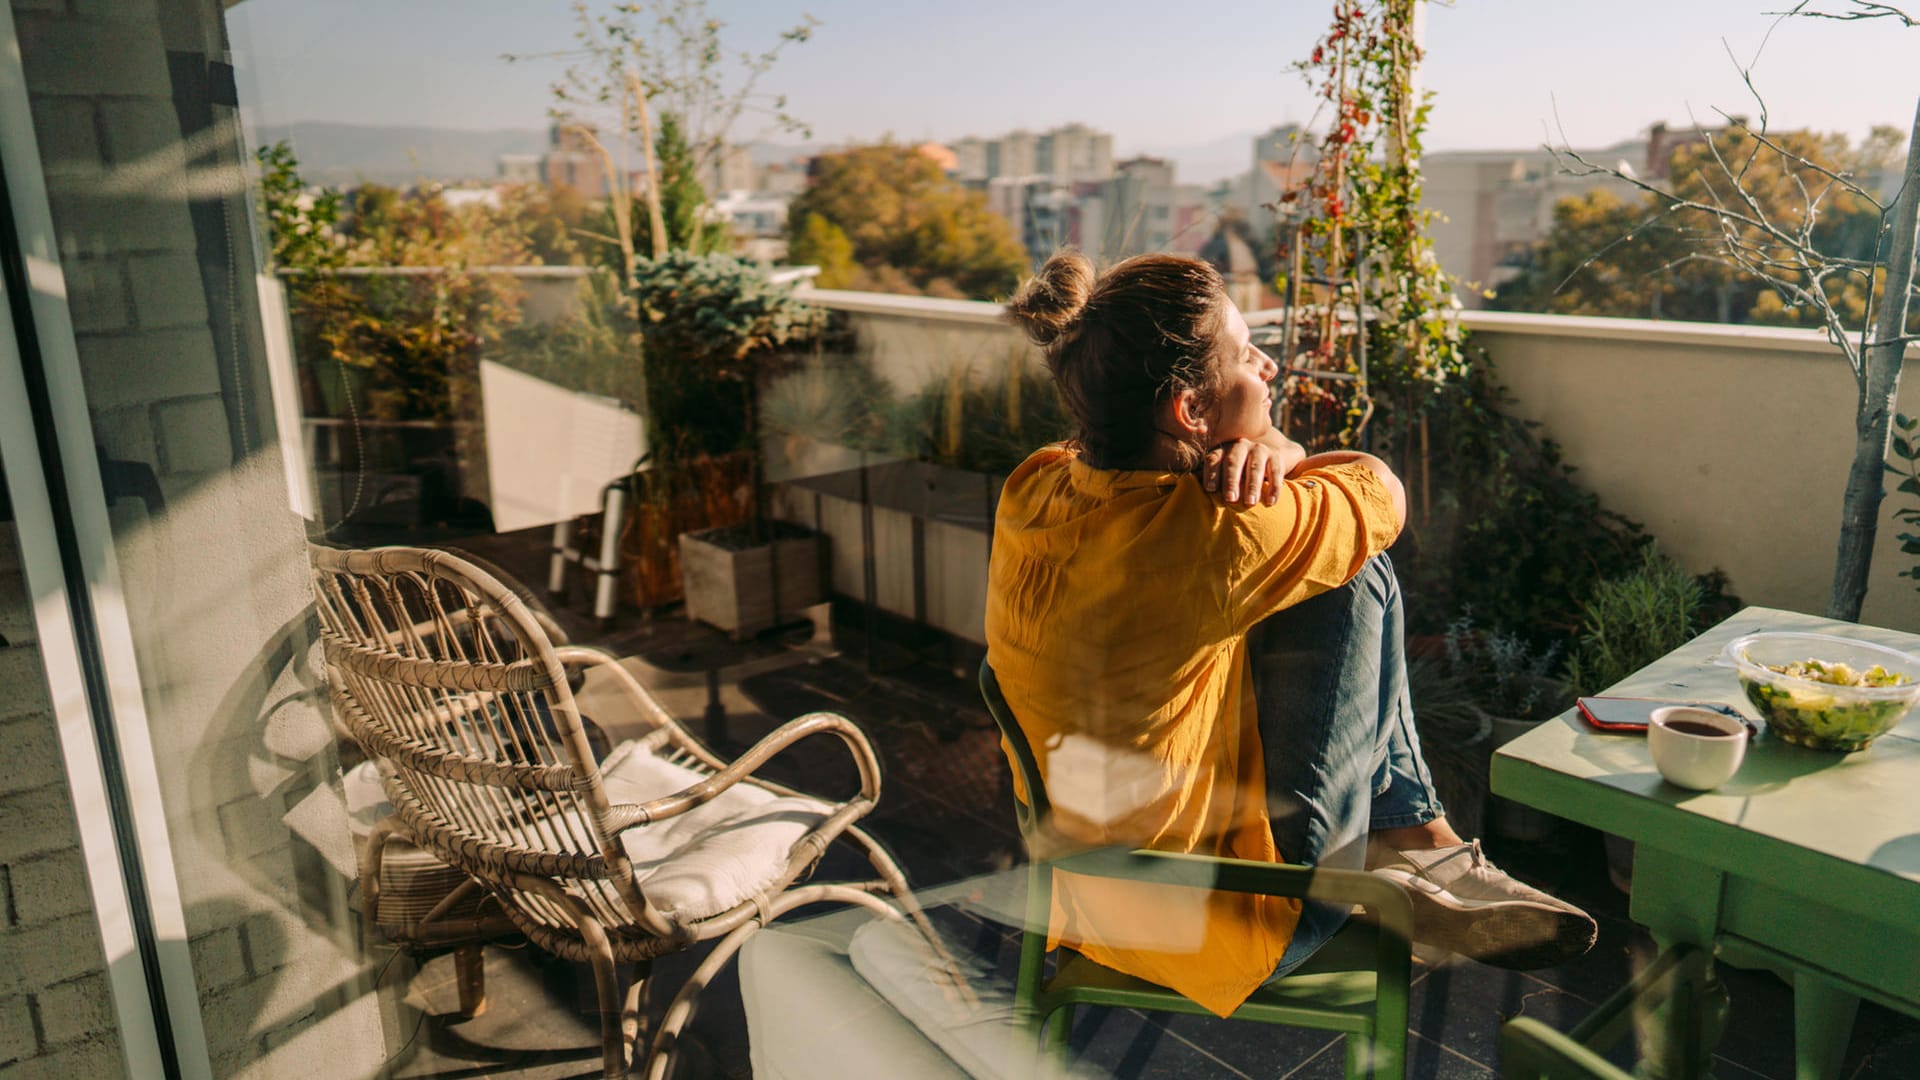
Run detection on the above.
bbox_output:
[597,741,837,922]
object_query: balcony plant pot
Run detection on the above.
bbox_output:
[1479,707,1558,842]
[615,452,756,610]
[679,520,825,640]
[1419,712,1493,842]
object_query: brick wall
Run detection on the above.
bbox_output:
[5,0,389,1075]
[0,523,124,1077]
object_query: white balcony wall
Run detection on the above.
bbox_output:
[804,291,1920,634]
[800,288,1041,395]
[1461,310,1920,632]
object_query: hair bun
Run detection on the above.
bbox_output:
[1005,250,1094,348]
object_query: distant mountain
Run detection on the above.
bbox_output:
[1130,130,1265,188]
[252,122,547,187]
[746,141,823,167]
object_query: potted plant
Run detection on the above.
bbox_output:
[629,251,828,637]
[1441,611,1570,842]
[1407,651,1494,841]
[1566,544,1725,890]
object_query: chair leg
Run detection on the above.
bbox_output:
[1344,1033,1366,1080]
[1042,1003,1075,1067]
[453,945,487,1019]
[575,916,630,1079]
[622,962,652,1057]
[644,920,767,1080]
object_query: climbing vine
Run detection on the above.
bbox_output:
[1279,0,1470,450]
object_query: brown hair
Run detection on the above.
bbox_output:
[1004,250,1230,471]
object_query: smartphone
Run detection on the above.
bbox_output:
[1576,696,1758,737]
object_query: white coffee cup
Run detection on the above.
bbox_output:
[1648,706,1749,790]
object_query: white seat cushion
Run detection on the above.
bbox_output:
[597,740,836,922]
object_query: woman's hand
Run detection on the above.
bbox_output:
[1203,438,1286,507]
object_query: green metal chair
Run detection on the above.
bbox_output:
[1500,943,1713,1080]
[979,661,1415,1080]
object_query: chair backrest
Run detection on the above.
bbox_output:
[977,660,1051,842]
[309,544,658,938]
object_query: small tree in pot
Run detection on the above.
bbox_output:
[630,251,827,636]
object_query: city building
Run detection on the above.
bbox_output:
[985,129,1040,181]
[703,143,759,196]
[953,123,1114,186]
[497,152,542,185]
[539,122,610,198]
[1095,156,1211,261]
[951,135,989,182]
[1035,122,1115,185]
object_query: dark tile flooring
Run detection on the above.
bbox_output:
[379,528,1920,1080]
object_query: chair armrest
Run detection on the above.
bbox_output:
[1049,847,1415,942]
[601,711,885,834]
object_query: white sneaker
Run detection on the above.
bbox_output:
[1368,840,1598,969]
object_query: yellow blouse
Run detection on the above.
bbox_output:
[984,444,1400,1016]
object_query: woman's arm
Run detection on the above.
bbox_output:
[1293,451,1408,530]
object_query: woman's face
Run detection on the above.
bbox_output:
[1204,303,1280,445]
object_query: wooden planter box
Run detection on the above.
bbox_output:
[679,526,826,639]
[771,457,1001,646]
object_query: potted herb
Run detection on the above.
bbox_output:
[629,252,827,637]
[1442,611,1569,841]
[1566,544,1723,890]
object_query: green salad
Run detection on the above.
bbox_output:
[1740,655,1914,751]
[1761,658,1908,687]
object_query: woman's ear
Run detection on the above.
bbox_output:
[1170,387,1209,440]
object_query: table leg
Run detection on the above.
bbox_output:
[1792,972,1860,1080]
[1631,848,1732,1080]
[1637,933,1728,1080]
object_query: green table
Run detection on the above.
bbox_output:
[1491,606,1920,1079]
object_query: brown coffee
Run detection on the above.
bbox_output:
[1664,719,1738,738]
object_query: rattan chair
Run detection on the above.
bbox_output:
[980,660,1416,1080]
[310,544,943,1079]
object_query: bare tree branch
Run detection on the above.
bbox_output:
[1764,1,1918,25]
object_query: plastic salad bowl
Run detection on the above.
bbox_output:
[1718,631,1920,752]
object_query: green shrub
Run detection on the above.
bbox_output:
[1565,545,1711,698]
[629,252,825,462]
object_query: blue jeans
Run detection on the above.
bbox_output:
[1254,554,1444,979]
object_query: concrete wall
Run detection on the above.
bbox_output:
[804,292,1920,635]
[800,288,1042,397]
[9,0,388,1074]
[1461,310,1920,632]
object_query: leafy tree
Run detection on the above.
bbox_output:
[257,148,538,423]
[632,112,730,256]
[1533,0,1920,622]
[790,212,857,288]
[785,143,1028,300]
[507,0,816,280]
[256,141,344,272]
[1493,128,1886,324]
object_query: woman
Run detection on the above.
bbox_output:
[985,251,1594,1017]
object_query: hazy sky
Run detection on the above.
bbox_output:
[229,0,1919,164]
